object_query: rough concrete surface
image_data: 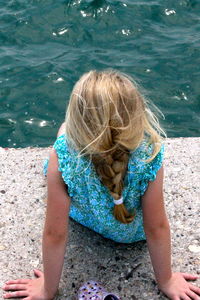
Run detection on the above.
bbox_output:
[0,138,199,300]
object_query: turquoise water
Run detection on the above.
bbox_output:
[0,0,200,148]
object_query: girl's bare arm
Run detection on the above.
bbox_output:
[142,166,200,300]
[3,149,70,300]
[43,148,70,298]
[142,166,172,284]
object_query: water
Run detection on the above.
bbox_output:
[0,0,200,148]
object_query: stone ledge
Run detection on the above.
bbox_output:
[0,138,199,300]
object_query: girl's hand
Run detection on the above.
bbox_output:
[3,269,53,300]
[159,272,200,300]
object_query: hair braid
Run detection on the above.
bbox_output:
[65,69,165,224]
[92,144,134,224]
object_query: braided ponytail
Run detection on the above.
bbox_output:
[92,147,134,224]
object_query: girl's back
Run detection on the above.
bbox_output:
[45,133,164,243]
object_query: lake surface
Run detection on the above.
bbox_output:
[0,0,200,148]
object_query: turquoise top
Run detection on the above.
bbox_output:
[44,134,164,243]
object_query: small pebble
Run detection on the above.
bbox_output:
[188,245,200,253]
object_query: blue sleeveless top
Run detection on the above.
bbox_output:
[44,134,164,243]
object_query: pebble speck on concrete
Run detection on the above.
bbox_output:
[0,138,199,300]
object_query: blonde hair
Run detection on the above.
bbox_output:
[65,69,165,224]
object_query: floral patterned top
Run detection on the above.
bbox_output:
[44,134,164,243]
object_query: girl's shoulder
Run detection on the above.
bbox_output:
[53,134,70,154]
[129,140,164,162]
[128,140,164,195]
[52,134,90,174]
[53,134,80,160]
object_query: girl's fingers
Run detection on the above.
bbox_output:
[180,295,192,300]
[5,279,29,285]
[189,284,200,295]
[186,290,200,300]
[3,290,29,299]
[182,273,199,281]
[3,284,27,291]
[33,269,43,278]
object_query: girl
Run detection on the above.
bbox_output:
[3,70,200,300]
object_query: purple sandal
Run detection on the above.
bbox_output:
[78,280,121,300]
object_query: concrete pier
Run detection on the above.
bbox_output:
[0,138,199,300]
